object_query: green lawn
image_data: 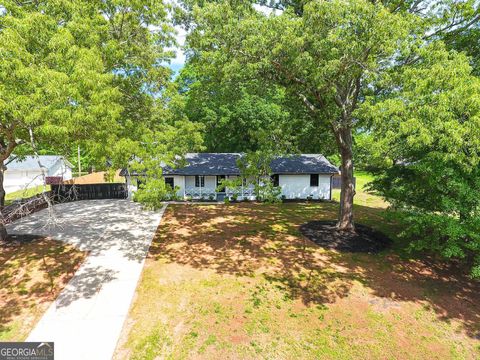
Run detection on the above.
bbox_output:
[114,197,480,359]
[5,185,50,205]
[332,170,388,208]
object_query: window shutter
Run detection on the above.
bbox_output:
[195,176,200,187]
[201,176,205,187]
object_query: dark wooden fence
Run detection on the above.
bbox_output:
[51,183,127,201]
[332,175,356,189]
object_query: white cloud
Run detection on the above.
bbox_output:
[171,25,187,65]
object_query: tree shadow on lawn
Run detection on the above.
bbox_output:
[149,202,480,340]
[0,236,86,338]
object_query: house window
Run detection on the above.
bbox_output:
[165,177,174,189]
[310,174,319,187]
[271,174,279,187]
[195,175,205,188]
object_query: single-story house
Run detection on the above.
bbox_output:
[120,153,338,201]
[5,155,74,194]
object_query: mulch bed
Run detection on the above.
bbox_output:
[300,221,391,253]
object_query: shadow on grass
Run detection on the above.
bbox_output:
[0,236,85,338]
[149,202,480,340]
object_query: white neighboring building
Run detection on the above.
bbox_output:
[5,155,74,194]
[121,153,338,201]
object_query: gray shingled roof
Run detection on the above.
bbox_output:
[121,153,338,176]
[270,154,338,174]
[6,156,73,171]
[164,153,242,175]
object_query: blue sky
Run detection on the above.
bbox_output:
[168,24,187,76]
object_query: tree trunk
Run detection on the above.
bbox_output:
[0,162,5,207]
[0,222,7,242]
[0,161,7,241]
[334,126,356,231]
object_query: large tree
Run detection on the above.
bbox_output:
[0,1,124,239]
[181,0,417,230]
[0,0,176,167]
[362,43,480,276]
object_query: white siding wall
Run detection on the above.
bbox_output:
[125,174,332,201]
[279,174,331,200]
[5,160,73,194]
[5,170,43,194]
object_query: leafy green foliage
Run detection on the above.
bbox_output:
[0,0,179,167]
[180,0,420,228]
[0,1,122,157]
[176,61,336,155]
[0,1,205,212]
[363,44,480,277]
[256,181,282,204]
[133,179,179,209]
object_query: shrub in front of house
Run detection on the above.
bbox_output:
[133,179,178,209]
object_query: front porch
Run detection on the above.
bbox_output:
[183,187,256,201]
[182,175,255,201]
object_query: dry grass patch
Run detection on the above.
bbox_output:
[0,235,87,341]
[115,202,480,360]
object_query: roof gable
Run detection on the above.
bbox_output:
[6,156,73,171]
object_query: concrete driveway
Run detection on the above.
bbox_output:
[7,199,166,360]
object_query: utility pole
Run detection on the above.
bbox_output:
[77,145,81,177]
